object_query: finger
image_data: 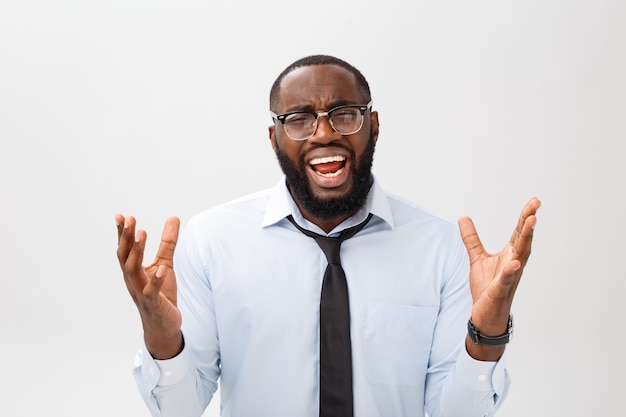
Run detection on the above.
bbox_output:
[512,213,538,267]
[501,259,522,280]
[143,264,168,300]
[509,198,541,264]
[115,213,125,242]
[509,197,541,246]
[124,226,149,292]
[154,216,181,268]
[458,216,486,264]
[116,215,136,267]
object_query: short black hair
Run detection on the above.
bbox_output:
[269,55,372,111]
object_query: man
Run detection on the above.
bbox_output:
[116,54,540,417]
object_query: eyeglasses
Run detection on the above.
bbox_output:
[270,100,373,141]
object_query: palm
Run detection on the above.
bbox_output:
[467,243,520,313]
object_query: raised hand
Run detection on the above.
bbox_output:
[458,197,541,360]
[116,214,184,359]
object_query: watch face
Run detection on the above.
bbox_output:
[467,319,480,343]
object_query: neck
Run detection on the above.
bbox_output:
[287,176,374,234]
[298,207,352,234]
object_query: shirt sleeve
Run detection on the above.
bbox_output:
[133,342,206,417]
[424,226,511,417]
[432,349,510,417]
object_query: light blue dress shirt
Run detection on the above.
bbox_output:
[134,177,509,417]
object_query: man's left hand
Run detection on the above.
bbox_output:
[459,197,541,360]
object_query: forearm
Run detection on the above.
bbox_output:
[426,233,510,416]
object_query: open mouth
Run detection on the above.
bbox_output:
[308,155,346,177]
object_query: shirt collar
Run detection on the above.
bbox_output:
[261,175,395,233]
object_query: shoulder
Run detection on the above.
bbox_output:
[369,177,457,236]
[384,191,457,234]
[381,192,468,280]
[186,188,272,234]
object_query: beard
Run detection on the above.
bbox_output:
[274,131,376,220]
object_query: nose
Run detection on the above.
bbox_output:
[310,115,342,144]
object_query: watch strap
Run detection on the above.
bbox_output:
[467,315,513,346]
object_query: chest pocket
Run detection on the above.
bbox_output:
[363,301,438,386]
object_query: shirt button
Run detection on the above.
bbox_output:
[478,374,488,382]
[163,370,173,377]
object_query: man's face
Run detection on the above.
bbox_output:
[269,64,379,221]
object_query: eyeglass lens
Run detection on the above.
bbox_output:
[284,107,363,140]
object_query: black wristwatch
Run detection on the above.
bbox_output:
[467,315,513,346]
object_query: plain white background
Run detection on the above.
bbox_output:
[1,1,624,416]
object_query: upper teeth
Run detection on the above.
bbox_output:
[309,156,345,165]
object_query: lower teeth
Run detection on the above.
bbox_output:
[318,168,344,178]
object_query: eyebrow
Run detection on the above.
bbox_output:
[284,100,356,114]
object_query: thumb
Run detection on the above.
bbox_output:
[458,216,486,262]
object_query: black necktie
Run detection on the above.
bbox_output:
[287,213,373,417]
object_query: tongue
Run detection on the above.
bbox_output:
[313,161,344,174]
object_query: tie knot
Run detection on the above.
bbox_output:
[286,214,373,266]
[315,237,342,264]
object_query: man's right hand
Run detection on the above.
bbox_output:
[116,214,184,360]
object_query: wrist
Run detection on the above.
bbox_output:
[145,331,184,360]
[467,315,513,346]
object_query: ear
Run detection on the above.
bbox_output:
[268,125,277,150]
[370,111,380,143]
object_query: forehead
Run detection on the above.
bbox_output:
[276,64,363,112]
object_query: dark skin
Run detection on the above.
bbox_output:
[116,64,540,362]
[459,201,539,360]
[116,214,183,359]
[269,65,380,233]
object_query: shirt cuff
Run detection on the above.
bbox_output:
[154,345,192,386]
[455,347,508,397]
[136,340,192,388]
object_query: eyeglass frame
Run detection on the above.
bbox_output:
[270,100,373,141]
